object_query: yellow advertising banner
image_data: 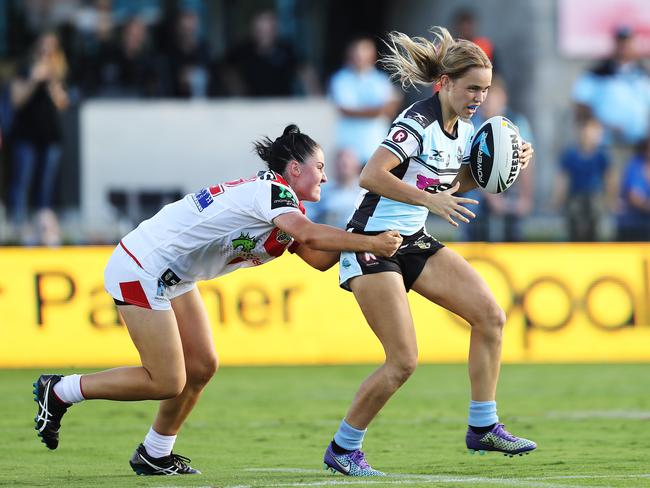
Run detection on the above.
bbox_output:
[1,244,649,367]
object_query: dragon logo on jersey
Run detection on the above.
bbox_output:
[232,232,259,252]
[271,184,298,209]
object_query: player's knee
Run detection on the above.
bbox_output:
[154,371,186,399]
[187,354,219,388]
[487,303,506,330]
[387,355,418,386]
[473,301,505,338]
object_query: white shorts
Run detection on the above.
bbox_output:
[104,242,196,311]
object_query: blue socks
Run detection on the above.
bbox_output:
[333,418,366,451]
[468,400,498,427]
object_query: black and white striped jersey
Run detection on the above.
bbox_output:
[348,93,475,235]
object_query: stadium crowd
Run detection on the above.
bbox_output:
[0,0,649,245]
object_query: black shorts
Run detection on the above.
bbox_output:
[339,228,444,292]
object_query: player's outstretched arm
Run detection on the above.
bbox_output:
[273,212,402,258]
[293,246,340,272]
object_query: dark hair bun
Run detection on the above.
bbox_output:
[253,123,319,174]
[282,124,300,137]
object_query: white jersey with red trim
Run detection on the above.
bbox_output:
[120,170,304,283]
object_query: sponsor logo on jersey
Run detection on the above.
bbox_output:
[414,236,431,249]
[416,174,441,190]
[416,173,453,194]
[405,111,429,128]
[156,279,166,298]
[160,268,181,286]
[357,252,378,266]
[232,232,259,252]
[263,228,292,257]
[271,184,299,209]
[191,188,213,212]
[276,230,292,244]
[392,129,408,143]
[342,258,351,269]
[428,150,445,163]
[457,146,463,165]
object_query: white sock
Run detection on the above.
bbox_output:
[143,427,176,458]
[52,374,85,404]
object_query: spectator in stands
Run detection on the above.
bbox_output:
[572,26,650,206]
[452,7,497,70]
[221,10,321,97]
[305,148,361,228]
[553,117,611,242]
[572,26,650,146]
[464,76,533,242]
[329,36,401,164]
[81,16,164,97]
[166,9,210,98]
[8,32,68,232]
[617,138,650,241]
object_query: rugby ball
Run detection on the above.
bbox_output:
[469,116,522,194]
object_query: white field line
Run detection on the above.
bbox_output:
[151,470,650,488]
[237,468,650,487]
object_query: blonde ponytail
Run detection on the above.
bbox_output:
[381,26,492,90]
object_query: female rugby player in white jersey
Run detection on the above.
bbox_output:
[322,27,536,477]
[33,124,402,475]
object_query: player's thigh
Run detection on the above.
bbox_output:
[170,286,218,378]
[411,247,500,325]
[118,305,185,380]
[349,272,418,360]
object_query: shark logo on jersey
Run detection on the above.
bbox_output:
[232,232,259,252]
[271,184,299,209]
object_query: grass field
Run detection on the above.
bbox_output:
[1,364,649,487]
